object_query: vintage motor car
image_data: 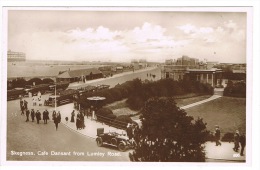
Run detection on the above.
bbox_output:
[96,129,133,151]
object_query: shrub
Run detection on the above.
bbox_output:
[221,132,234,142]
[112,115,133,129]
[96,108,116,124]
[96,108,113,115]
[224,81,246,98]
[205,132,216,142]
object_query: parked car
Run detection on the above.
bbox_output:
[96,129,133,151]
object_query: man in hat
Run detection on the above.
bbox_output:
[25,108,30,122]
[233,130,240,152]
[239,132,246,156]
[35,110,41,124]
[215,125,221,146]
[43,109,49,124]
[31,109,35,122]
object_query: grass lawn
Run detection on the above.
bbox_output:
[104,94,212,118]
[185,96,246,134]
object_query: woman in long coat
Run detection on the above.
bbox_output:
[52,110,56,120]
[70,110,75,123]
[76,113,81,130]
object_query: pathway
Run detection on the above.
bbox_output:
[180,95,222,110]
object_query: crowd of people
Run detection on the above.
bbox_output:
[126,123,140,145]
[70,110,86,130]
[19,98,61,131]
[19,95,89,132]
[214,125,246,156]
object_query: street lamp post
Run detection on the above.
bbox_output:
[54,85,57,111]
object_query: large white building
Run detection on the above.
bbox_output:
[7,50,26,62]
[161,56,223,87]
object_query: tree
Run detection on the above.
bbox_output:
[12,78,26,88]
[42,78,54,84]
[26,78,43,86]
[129,97,208,162]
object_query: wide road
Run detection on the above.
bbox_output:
[69,66,161,89]
[6,99,131,161]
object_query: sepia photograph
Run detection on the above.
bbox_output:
[0,5,255,167]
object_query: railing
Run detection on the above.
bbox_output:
[95,114,131,130]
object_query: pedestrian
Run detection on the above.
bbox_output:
[239,133,246,156]
[233,130,240,152]
[32,97,35,106]
[76,113,81,130]
[25,108,30,122]
[70,110,75,122]
[35,110,41,124]
[24,100,28,110]
[38,97,42,106]
[65,117,68,123]
[21,105,25,115]
[20,98,23,110]
[34,96,37,106]
[54,111,61,130]
[31,109,35,122]
[43,109,49,124]
[52,110,56,120]
[214,125,222,146]
[80,112,85,129]
[126,123,133,140]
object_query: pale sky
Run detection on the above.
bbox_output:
[8,9,247,63]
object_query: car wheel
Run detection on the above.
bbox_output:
[118,142,127,152]
[96,137,103,147]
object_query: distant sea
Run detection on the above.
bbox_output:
[7,61,105,79]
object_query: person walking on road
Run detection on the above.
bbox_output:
[239,133,246,156]
[35,110,41,124]
[24,100,28,110]
[25,108,30,122]
[70,110,75,123]
[43,109,49,124]
[20,98,23,111]
[21,105,25,115]
[233,130,240,152]
[31,109,35,122]
[54,111,61,131]
[52,110,56,120]
[215,125,222,146]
